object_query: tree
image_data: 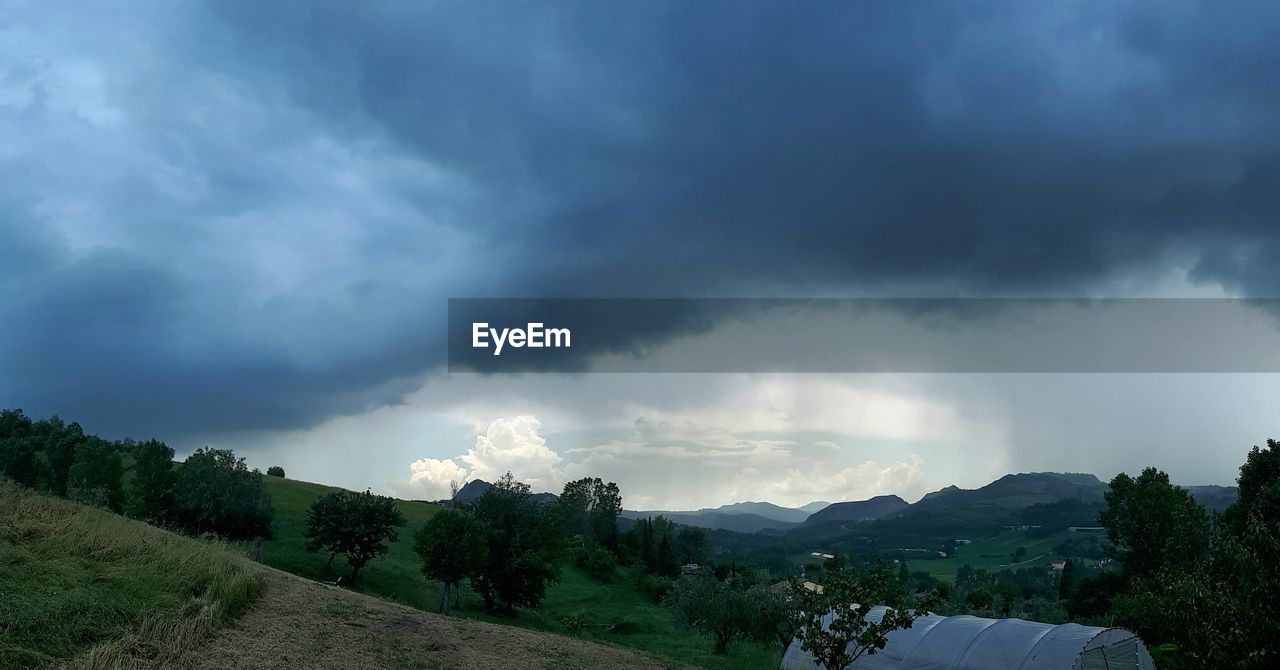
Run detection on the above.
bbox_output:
[1225,438,1280,533]
[127,439,176,524]
[35,416,84,497]
[1057,560,1074,601]
[1099,468,1210,580]
[675,525,708,565]
[66,436,124,512]
[413,508,484,612]
[0,409,42,488]
[469,472,564,614]
[558,477,622,550]
[666,572,782,654]
[266,466,286,478]
[175,448,273,539]
[791,564,932,670]
[304,489,405,581]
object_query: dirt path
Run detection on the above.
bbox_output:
[189,568,668,670]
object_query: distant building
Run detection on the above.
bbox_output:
[809,551,835,559]
[1068,526,1106,532]
[1050,560,1068,571]
[770,579,825,595]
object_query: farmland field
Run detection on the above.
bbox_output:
[905,528,1081,581]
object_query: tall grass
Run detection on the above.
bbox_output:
[0,480,264,669]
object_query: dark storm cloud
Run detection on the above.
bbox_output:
[4,0,1280,437]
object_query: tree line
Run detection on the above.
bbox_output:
[1,408,274,540]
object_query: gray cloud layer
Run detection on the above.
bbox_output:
[4,1,1280,438]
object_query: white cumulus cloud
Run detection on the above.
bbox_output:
[405,457,467,500]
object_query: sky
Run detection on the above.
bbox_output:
[3,1,1280,509]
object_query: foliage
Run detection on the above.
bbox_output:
[0,409,45,488]
[558,477,622,551]
[266,465,286,477]
[66,436,125,512]
[666,572,786,654]
[175,447,274,540]
[1099,467,1209,581]
[577,546,619,582]
[468,472,565,614]
[676,525,709,565]
[304,489,406,581]
[627,515,680,577]
[790,563,932,670]
[413,507,484,611]
[253,476,780,670]
[39,417,85,497]
[127,439,177,524]
[1224,438,1280,533]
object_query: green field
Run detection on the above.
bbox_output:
[905,528,1076,581]
[0,481,263,670]
[255,477,781,670]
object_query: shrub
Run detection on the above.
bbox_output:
[175,448,273,539]
[582,547,617,582]
[635,571,675,603]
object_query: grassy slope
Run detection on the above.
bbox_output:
[256,477,780,670]
[0,481,263,670]
[906,528,1075,581]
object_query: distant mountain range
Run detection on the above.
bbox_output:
[621,499,833,533]
[454,474,1237,535]
[797,500,832,513]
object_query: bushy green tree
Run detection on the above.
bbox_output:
[127,439,176,524]
[1225,439,1280,533]
[666,572,785,654]
[413,508,484,612]
[0,409,42,488]
[266,466,286,477]
[469,472,564,614]
[35,416,84,497]
[791,563,932,670]
[66,436,124,512]
[175,447,273,539]
[304,489,405,581]
[1099,468,1209,580]
[558,477,622,550]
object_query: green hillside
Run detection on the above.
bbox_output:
[254,477,781,670]
[0,481,263,670]
[906,528,1078,581]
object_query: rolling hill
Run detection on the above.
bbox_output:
[910,472,1107,513]
[257,476,780,670]
[1,479,671,670]
[802,494,909,525]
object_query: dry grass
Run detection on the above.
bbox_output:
[0,481,264,669]
[190,568,673,670]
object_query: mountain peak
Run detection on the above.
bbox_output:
[803,494,909,525]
